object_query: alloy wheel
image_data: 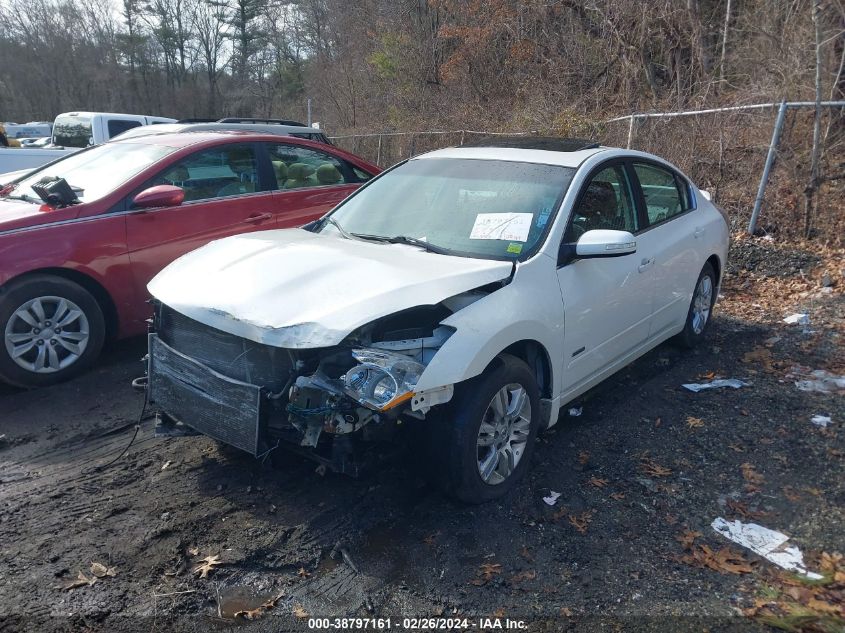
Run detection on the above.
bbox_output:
[4,296,90,373]
[476,383,532,485]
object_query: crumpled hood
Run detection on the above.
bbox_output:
[148,229,513,348]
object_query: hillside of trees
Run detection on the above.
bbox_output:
[1,0,843,240]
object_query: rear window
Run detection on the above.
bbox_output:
[633,162,687,225]
[52,115,93,148]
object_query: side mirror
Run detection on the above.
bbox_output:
[575,229,637,258]
[132,185,184,209]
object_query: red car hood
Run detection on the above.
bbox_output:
[0,198,81,232]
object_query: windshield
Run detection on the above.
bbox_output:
[52,115,94,148]
[321,157,575,260]
[5,143,175,204]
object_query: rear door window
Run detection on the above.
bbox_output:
[264,143,366,190]
[632,163,688,226]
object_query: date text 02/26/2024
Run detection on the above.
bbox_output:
[307,617,529,630]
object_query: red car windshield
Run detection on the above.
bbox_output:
[8,143,175,204]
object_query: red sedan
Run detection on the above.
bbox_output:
[0,132,380,387]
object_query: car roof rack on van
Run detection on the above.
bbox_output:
[464,137,601,152]
[216,117,309,127]
[177,118,218,123]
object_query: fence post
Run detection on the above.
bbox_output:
[626,115,637,148]
[748,100,788,235]
[460,130,465,146]
[376,134,382,167]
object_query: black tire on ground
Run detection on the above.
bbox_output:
[676,261,717,349]
[0,275,105,388]
[430,353,541,504]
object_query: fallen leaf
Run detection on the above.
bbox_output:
[57,571,97,590]
[676,529,702,550]
[610,492,625,501]
[639,457,672,477]
[161,460,172,471]
[90,562,117,578]
[262,592,285,609]
[743,347,774,371]
[682,544,754,574]
[577,451,590,465]
[726,499,770,520]
[193,555,222,579]
[493,608,506,617]
[519,546,534,562]
[187,547,199,557]
[510,570,536,584]
[664,513,679,525]
[805,598,843,615]
[728,443,746,453]
[568,510,595,535]
[292,605,309,618]
[587,477,609,488]
[782,486,802,502]
[471,562,502,586]
[654,417,662,428]
[819,552,843,572]
[297,567,310,578]
[741,463,765,485]
[686,416,704,428]
[234,607,264,620]
[560,607,573,617]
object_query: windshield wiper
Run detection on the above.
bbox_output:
[2,193,38,203]
[384,235,450,255]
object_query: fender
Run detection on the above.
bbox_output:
[415,254,565,397]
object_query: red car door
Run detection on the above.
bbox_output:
[263,141,370,227]
[125,142,276,301]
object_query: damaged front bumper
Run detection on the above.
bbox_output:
[146,304,454,467]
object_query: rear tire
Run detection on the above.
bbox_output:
[0,275,105,388]
[676,262,716,349]
[431,354,540,504]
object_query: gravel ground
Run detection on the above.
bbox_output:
[0,241,843,633]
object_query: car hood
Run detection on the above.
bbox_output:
[0,198,74,231]
[148,229,514,348]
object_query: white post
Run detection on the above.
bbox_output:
[748,100,788,234]
[626,115,636,149]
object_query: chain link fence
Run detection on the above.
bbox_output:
[330,102,845,242]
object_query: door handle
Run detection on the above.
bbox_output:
[637,257,654,273]
[693,227,705,239]
[244,212,273,224]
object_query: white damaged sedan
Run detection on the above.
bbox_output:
[146,138,729,503]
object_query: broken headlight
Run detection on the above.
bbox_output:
[343,349,425,411]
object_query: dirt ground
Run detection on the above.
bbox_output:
[1,237,843,633]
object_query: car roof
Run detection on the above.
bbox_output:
[113,121,325,141]
[111,131,310,148]
[415,144,609,168]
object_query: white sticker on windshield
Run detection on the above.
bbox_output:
[470,213,533,242]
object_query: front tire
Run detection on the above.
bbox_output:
[676,262,717,348]
[0,275,105,388]
[434,354,540,504]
